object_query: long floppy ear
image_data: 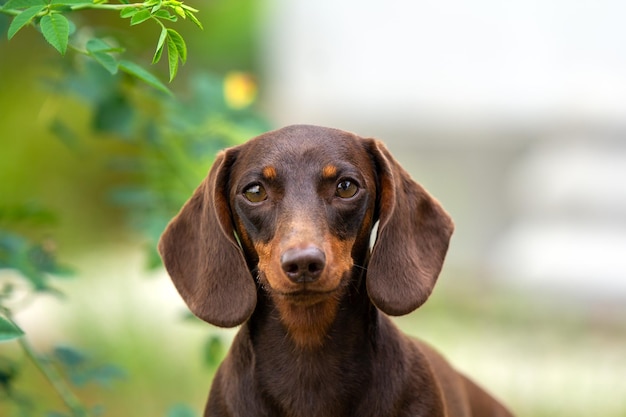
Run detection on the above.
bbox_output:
[158,149,256,327]
[364,139,454,316]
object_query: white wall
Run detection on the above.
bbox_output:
[261,0,626,130]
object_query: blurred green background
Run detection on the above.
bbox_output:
[1,1,625,416]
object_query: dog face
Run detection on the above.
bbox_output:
[228,126,377,308]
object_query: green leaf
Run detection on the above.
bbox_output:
[130,8,151,25]
[173,5,185,19]
[0,204,57,226]
[7,5,44,39]
[46,412,71,417]
[0,357,19,390]
[185,9,203,30]
[66,15,76,35]
[52,346,125,388]
[118,60,171,95]
[50,117,81,150]
[0,315,24,342]
[86,37,123,54]
[203,335,224,368]
[162,28,187,82]
[49,0,93,5]
[152,26,167,64]
[54,345,85,367]
[39,13,69,55]
[0,15,8,37]
[166,28,186,63]
[152,45,164,65]
[166,34,179,82]
[0,229,73,292]
[86,38,119,74]
[72,364,125,387]
[4,0,44,9]
[153,9,177,22]
[167,404,196,417]
[93,93,134,137]
[179,3,199,13]
[119,6,138,18]
[90,51,118,75]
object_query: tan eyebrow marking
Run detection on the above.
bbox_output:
[321,164,337,179]
[262,166,277,180]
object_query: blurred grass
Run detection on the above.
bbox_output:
[1,245,228,416]
[399,274,626,417]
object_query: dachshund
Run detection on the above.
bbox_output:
[159,124,513,417]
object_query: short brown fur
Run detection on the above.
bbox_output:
[159,125,514,417]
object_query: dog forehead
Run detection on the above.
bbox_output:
[235,125,367,172]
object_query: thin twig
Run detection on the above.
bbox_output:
[17,330,89,416]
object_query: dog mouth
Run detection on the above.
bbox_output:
[274,288,338,304]
[256,266,350,307]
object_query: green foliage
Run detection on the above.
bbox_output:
[0,315,24,342]
[164,28,186,81]
[1,340,124,416]
[6,4,43,38]
[167,404,197,417]
[0,230,72,293]
[45,57,269,264]
[0,63,267,409]
[1,0,268,414]
[86,39,123,75]
[203,335,225,370]
[1,0,202,86]
[118,60,171,95]
[0,204,57,228]
[40,13,70,54]
[52,346,125,388]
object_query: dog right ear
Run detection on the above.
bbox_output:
[363,139,454,316]
[158,149,257,327]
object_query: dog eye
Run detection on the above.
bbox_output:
[243,184,267,202]
[336,180,358,199]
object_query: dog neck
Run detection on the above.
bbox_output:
[250,265,374,351]
[271,294,344,349]
[241,262,403,416]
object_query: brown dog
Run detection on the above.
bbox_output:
[159,125,513,417]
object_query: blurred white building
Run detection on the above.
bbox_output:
[258,0,626,298]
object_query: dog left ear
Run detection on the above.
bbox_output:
[158,149,257,327]
[363,139,454,316]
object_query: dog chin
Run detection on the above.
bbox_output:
[268,287,340,307]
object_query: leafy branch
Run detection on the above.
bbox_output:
[0,68,267,415]
[1,0,202,90]
[1,0,264,414]
[16,332,89,417]
[0,228,103,416]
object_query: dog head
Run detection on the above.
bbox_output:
[158,125,454,327]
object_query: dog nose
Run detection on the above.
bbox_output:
[280,246,326,283]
